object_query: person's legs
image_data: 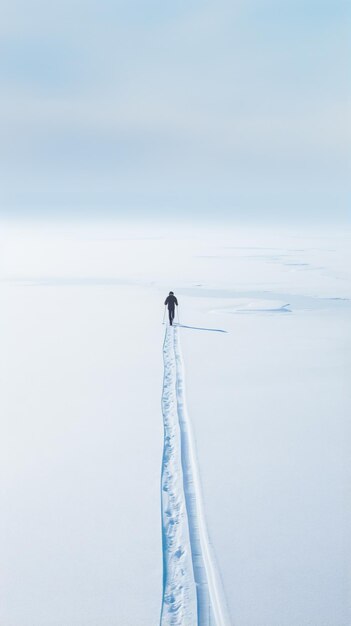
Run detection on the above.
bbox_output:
[169,307,175,325]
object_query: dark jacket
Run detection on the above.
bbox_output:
[164,295,178,309]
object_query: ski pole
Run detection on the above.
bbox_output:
[162,306,166,324]
[177,307,180,325]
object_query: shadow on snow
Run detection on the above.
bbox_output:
[176,323,227,334]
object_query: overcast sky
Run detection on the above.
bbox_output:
[0,0,349,223]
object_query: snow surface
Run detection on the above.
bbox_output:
[0,221,350,626]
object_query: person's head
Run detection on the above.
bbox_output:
[169,291,174,295]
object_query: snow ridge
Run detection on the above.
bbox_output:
[160,326,231,626]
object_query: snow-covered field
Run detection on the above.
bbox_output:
[0,220,350,626]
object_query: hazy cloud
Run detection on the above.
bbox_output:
[0,0,349,222]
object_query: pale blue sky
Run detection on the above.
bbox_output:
[0,0,349,222]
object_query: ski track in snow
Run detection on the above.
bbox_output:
[160,326,231,626]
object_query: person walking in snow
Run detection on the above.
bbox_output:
[164,291,178,326]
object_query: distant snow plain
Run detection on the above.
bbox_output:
[0,220,350,626]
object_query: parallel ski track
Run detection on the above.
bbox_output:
[160,326,231,626]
